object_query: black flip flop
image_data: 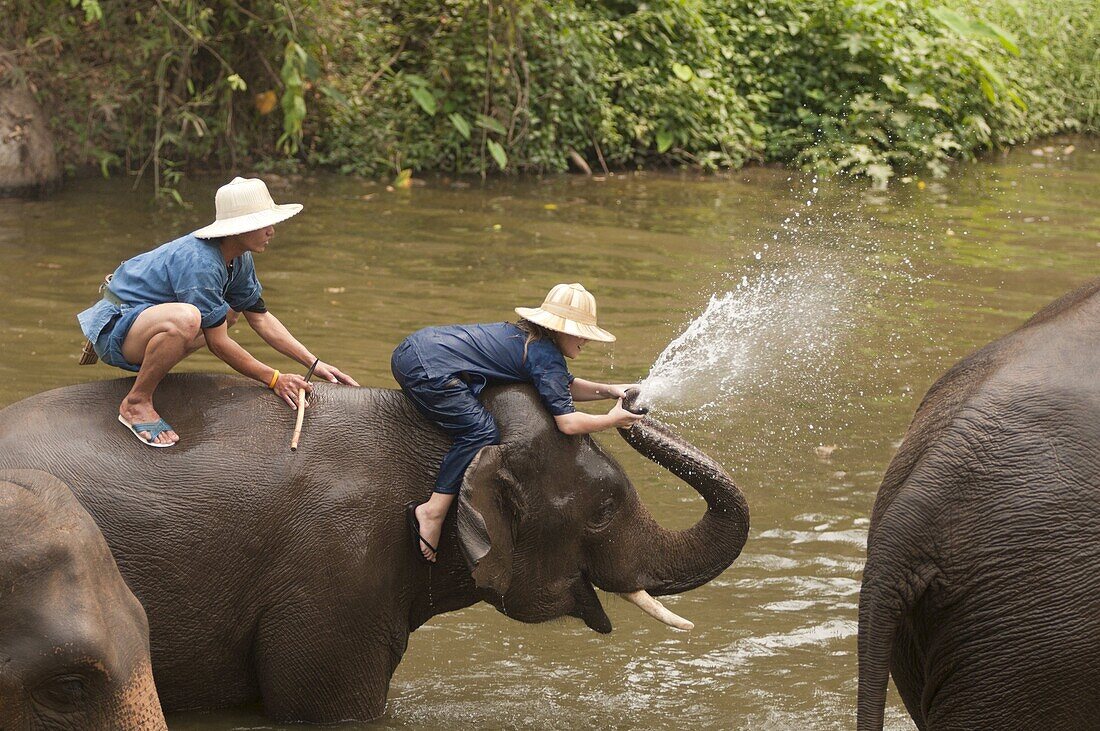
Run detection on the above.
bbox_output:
[405,502,438,564]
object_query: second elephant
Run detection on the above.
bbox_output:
[859,279,1100,729]
[0,375,749,723]
[0,469,165,730]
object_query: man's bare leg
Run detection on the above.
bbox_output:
[119,303,203,445]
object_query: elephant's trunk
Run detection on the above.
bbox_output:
[115,659,168,730]
[613,392,750,597]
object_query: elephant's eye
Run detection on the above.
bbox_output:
[587,496,616,532]
[34,672,92,712]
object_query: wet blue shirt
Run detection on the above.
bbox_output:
[77,233,262,342]
[405,322,576,415]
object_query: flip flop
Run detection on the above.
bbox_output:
[405,501,438,564]
[118,414,176,448]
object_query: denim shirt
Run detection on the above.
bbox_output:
[77,233,262,342]
[405,322,576,415]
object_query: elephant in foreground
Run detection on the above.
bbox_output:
[0,469,166,730]
[859,279,1100,730]
[0,375,749,723]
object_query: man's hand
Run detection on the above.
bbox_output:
[311,361,360,387]
[273,373,313,408]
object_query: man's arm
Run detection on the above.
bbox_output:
[242,310,314,365]
[243,310,359,386]
[203,323,311,407]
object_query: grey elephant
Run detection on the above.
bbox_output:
[0,469,166,730]
[0,375,749,723]
[859,279,1100,730]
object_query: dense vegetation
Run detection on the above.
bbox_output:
[3,0,1097,200]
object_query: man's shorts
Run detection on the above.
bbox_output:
[93,303,154,372]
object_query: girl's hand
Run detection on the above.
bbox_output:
[609,398,646,428]
[311,361,360,387]
[609,383,640,399]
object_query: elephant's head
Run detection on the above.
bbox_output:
[0,470,166,731]
[457,387,749,632]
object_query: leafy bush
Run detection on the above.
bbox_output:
[710,0,1031,185]
[3,0,1096,192]
[310,1,761,176]
[3,0,316,202]
[311,0,1098,182]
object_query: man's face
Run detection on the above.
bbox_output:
[238,225,275,253]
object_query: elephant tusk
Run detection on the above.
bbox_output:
[618,589,694,631]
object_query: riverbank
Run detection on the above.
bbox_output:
[4,1,1097,200]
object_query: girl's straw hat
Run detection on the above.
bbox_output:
[515,283,616,342]
[193,177,303,239]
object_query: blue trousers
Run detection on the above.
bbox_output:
[391,341,500,495]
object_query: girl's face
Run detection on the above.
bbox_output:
[555,332,588,359]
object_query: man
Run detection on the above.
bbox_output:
[77,177,358,447]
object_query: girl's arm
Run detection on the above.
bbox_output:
[569,377,639,402]
[554,399,644,435]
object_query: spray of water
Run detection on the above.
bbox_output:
[629,174,932,461]
[637,265,851,414]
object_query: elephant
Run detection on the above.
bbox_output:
[858,279,1100,730]
[0,374,749,723]
[0,469,166,730]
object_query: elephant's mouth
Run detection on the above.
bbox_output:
[569,574,612,634]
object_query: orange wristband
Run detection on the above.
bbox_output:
[268,370,280,389]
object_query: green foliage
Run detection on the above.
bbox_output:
[4,0,1098,192]
[309,0,1097,181]
[310,0,761,176]
[4,0,318,202]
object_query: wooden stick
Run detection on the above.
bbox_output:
[290,388,306,451]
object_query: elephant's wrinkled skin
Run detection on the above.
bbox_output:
[0,376,749,723]
[859,279,1100,730]
[0,469,166,731]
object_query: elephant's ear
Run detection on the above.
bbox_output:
[456,446,517,596]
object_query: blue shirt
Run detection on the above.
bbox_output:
[77,233,263,342]
[406,322,576,415]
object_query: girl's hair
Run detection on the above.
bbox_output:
[516,318,556,363]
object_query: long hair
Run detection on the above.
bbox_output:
[516,318,555,363]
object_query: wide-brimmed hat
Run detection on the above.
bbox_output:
[192,177,303,239]
[515,283,616,342]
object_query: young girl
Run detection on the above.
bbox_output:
[392,282,644,562]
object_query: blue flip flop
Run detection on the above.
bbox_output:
[118,414,176,448]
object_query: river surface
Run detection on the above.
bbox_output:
[1,138,1097,729]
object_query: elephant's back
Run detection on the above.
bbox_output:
[0,373,308,479]
[0,373,435,515]
[873,281,1100,521]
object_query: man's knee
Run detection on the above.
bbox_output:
[166,304,202,338]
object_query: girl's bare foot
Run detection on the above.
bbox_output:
[413,492,455,562]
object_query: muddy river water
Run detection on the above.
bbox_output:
[1,139,1097,729]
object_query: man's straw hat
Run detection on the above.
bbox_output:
[515,283,616,342]
[193,177,303,239]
